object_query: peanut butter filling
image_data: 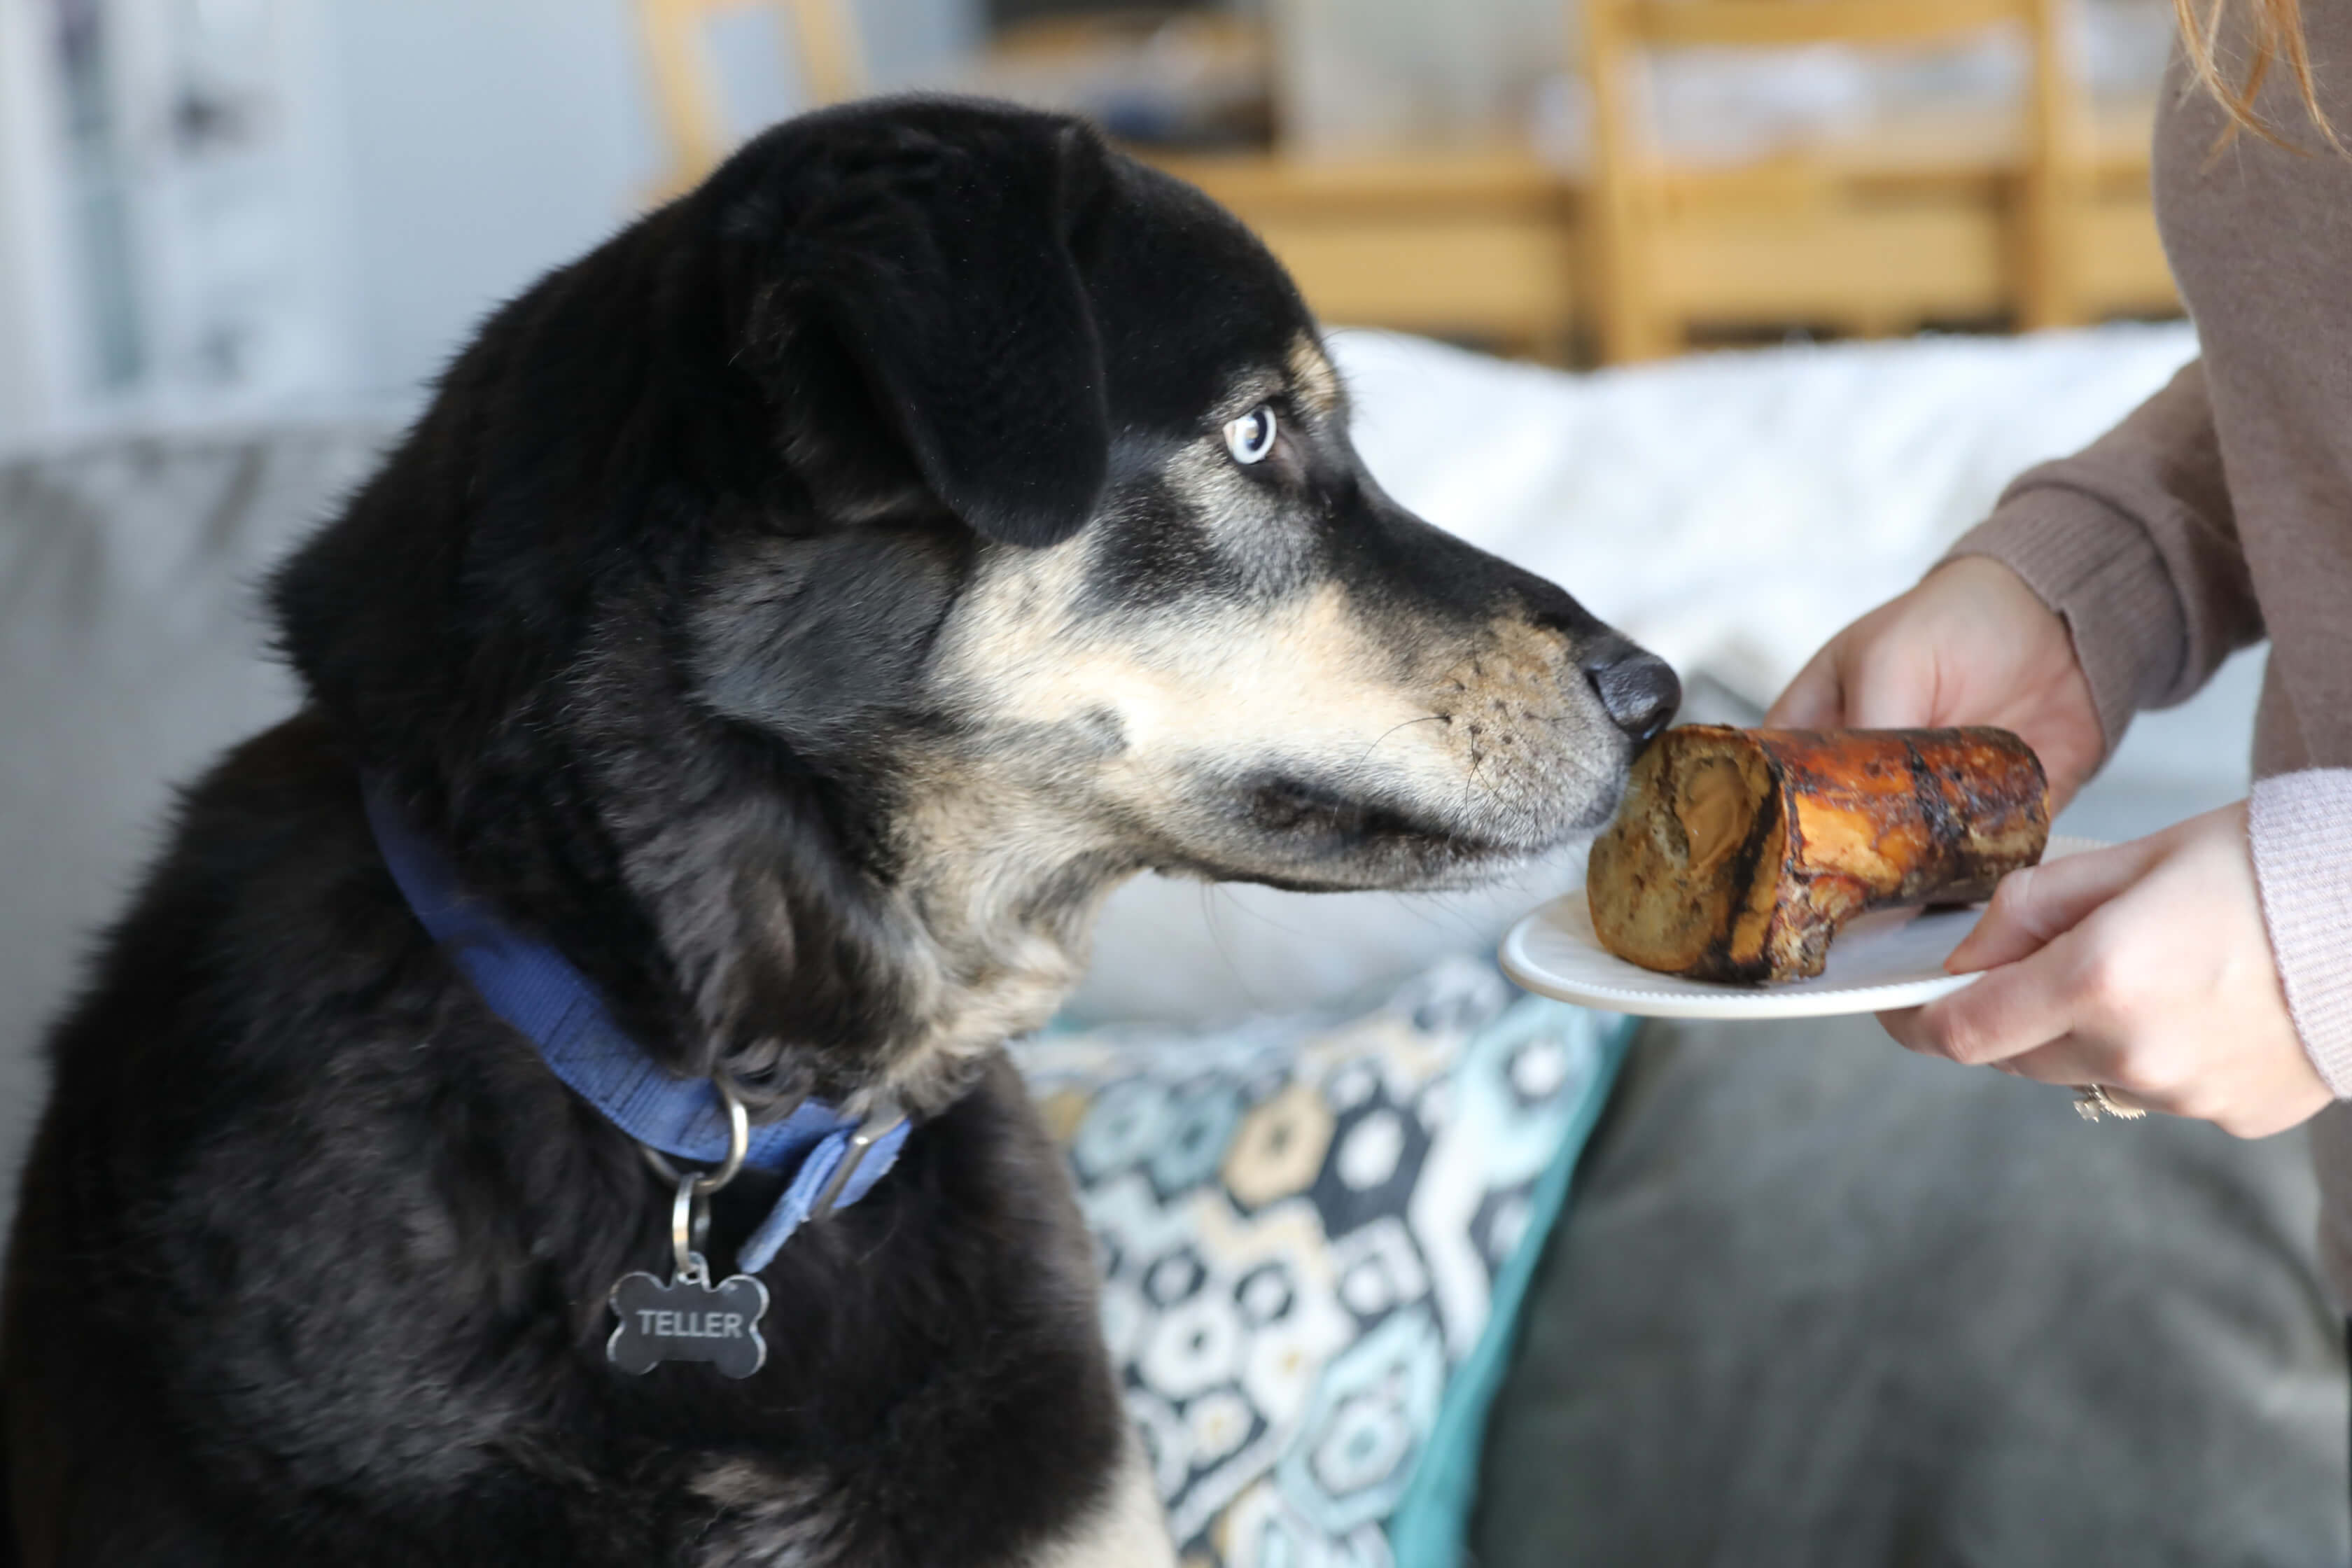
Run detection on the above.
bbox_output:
[1677,755,1749,876]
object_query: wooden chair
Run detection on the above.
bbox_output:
[626,0,2168,363]
[1583,0,2094,362]
[638,0,866,199]
[1148,148,1583,360]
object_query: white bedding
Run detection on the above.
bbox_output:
[1331,321,2198,708]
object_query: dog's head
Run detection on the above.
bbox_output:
[277,99,1674,1112]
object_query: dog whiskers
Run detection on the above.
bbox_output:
[1355,713,1446,764]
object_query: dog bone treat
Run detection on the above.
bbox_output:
[1586,726,2049,983]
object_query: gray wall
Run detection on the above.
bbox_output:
[0,0,983,438]
[321,0,978,405]
[0,0,84,439]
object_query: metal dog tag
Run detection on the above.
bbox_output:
[607,1262,770,1378]
[608,1158,769,1378]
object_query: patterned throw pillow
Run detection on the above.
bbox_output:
[1018,957,1632,1567]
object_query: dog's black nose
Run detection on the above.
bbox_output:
[1585,645,1681,743]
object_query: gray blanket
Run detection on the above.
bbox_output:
[0,426,393,1215]
[1475,1014,2351,1567]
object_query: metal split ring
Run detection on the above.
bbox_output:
[640,1073,752,1196]
[670,1169,713,1284]
[2073,1082,2148,1122]
[643,1075,752,1284]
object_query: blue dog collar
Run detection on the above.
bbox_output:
[362,779,909,1273]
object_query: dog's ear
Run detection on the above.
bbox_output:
[744,112,1112,550]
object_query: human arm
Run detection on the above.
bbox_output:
[1941,357,2261,755]
[1770,360,2332,1136]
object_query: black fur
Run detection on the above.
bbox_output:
[4,97,1673,1566]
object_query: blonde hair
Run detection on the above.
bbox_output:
[2171,0,2338,147]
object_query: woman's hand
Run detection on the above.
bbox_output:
[1879,804,2329,1138]
[1770,557,2324,1136]
[1766,556,2104,812]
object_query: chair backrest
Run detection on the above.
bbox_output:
[1582,0,2089,361]
[1614,0,2034,48]
[638,0,867,198]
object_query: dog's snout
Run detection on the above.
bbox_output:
[1585,645,1681,743]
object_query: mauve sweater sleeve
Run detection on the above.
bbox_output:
[1943,358,2264,756]
[2252,773,2352,1094]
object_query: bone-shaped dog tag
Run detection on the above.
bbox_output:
[607,1266,770,1378]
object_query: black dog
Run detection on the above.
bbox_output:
[2,98,1675,1566]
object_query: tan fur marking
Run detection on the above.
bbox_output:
[1287,333,1342,416]
[1028,1436,1177,1567]
[686,1439,1176,1568]
[949,584,1447,798]
[1163,439,1308,587]
[939,572,1609,832]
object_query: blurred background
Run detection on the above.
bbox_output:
[0,0,2248,1037]
[0,0,2188,442]
[8,6,2350,1563]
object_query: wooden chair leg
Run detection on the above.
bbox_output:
[637,0,870,203]
[2018,0,2087,330]
[1591,214,1678,363]
[640,0,727,200]
[785,0,865,105]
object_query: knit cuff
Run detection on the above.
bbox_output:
[1943,489,2188,761]
[2249,771,2352,1098]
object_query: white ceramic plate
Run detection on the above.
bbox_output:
[1498,835,2106,1019]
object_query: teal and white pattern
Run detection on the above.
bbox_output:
[1019,958,1630,1567]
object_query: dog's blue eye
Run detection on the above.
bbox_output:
[1224,406,1278,465]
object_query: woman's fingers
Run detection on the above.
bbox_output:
[1837,644,1941,731]
[1874,802,2328,1142]
[1944,837,2170,974]
[1884,1010,2148,1110]
[1767,634,1942,730]
[1986,1035,2123,1091]
[1885,926,2092,1068]
[1764,643,1846,728]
